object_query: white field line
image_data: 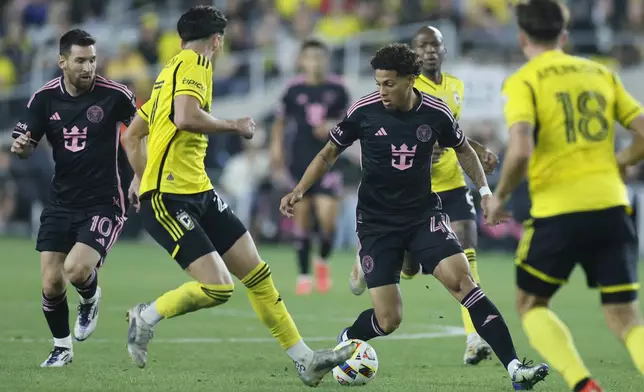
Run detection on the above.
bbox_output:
[6,326,464,345]
[0,303,451,329]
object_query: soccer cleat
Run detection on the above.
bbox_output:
[463,333,493,365]
[314,258,332,293]
[40,346,73,367]
[297,341,358,387]
[296,275,313,295]
[578,379,604,392]
[74,286,101,341]
[349,258,366,296]
[512,359,549,390]
[126,303,155,368]
[337,327,349,344]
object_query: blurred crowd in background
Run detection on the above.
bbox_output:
[1,0,644,251]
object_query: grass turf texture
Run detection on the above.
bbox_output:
[0,238,642,391]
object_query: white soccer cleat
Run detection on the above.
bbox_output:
[297,342,358,387]
[512,359,550,390]
[126,303,155,368]
[349,256,366,296]
[74,286,101,341]
[40,346,73,367]
[463,333,493,365]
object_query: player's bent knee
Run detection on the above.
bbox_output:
[221,232,263,280]
[42,276,66,297]
[434,253,477,300]
[602,300,642,340]
[187,252,234,286]
[516,290,550,317]
[41,254,67,296]
[62,257,93,283]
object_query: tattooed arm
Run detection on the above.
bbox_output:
[454,139,489,190]
[292,141,342,195]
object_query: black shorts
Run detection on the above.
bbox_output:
[437,187,476,222]
[37,205,126,267]
[516,206,639,303]
[290,166,343,198]
[357,212,463,288]
[140,190,247,269]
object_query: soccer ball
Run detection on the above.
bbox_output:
[332,339,379,386]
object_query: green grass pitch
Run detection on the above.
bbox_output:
[0,238,642,391]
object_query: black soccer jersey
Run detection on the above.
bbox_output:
[12,75,137,215]
[277,75,350,175]
[328,89,465,233]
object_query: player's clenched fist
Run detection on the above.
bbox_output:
[234,117,255,140]
[279,190,304,218]
[11,131,34,157]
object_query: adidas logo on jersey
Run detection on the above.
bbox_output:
[375,128,387,136]
[50,112,61,121]
[166,173,174,181]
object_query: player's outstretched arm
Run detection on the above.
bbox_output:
[173,95,254,139]
[279,141,342,217]
[122,114,150,179]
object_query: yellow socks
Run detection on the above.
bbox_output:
[242,261,302,350]
[155,281,233,319]
[625,325,644,374]
[522,307,590,389]
[461,248,479,335]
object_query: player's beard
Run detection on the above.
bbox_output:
[74,74,95,92]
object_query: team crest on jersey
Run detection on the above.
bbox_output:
[86,105,104,123]
[416,124,433,142]
[176,211,194,231]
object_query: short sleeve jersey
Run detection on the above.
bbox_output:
[12,75,137,214]
[328,90,465,233]
[502,50,643,218]
[138,49,214,196]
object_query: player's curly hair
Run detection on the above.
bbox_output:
[370,43,422,77]
[177,5,228,43]
[516,0,569,44]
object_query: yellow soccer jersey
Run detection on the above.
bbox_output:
[138,49,214,196]
[502,50,643,218]
[415,73,466,192]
